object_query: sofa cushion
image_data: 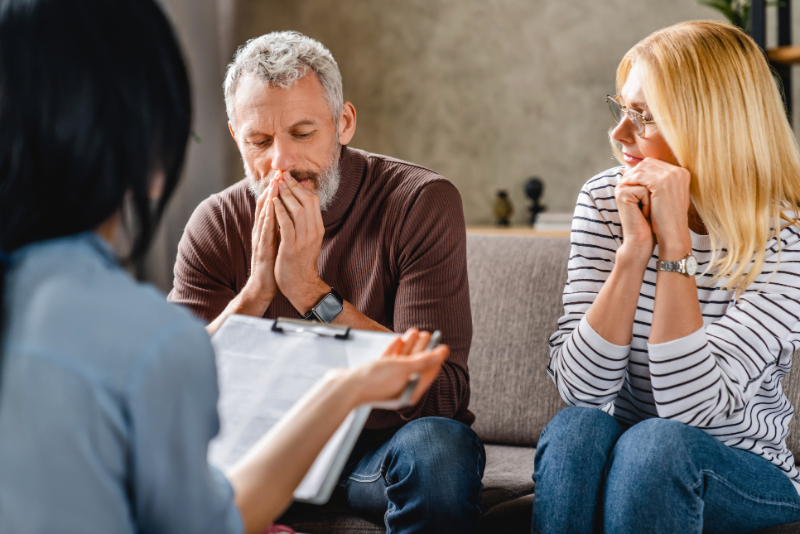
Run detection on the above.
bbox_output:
[466,235,570,447]
[480,444,536,510]
[783,372,800,458]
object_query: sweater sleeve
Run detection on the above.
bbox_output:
[167,196,239,323]
[548,173,631,408]
[387,179,473,423]
[648,230,800,427]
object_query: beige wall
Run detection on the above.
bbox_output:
[235,0,729,225]
[145,1,800,290]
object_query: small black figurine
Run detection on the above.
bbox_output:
[525,177,546,226]
[494,190,513,227]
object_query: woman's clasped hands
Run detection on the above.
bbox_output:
[615,157,693,263]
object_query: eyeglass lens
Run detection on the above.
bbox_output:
[607,97,644,136]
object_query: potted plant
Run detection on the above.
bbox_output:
[698,0,784,32]
[698,0,751,31]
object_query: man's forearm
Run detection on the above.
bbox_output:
[332,302,392,333]
[205,283,272,336]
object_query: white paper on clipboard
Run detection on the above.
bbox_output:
[208,315,397,504]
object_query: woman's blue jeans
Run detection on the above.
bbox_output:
[532,406,800,534]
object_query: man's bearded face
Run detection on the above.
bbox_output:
[246,135,341,211]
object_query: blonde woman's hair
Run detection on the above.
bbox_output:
[614,20,800,296]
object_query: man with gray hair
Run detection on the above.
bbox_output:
[169,31,484,533]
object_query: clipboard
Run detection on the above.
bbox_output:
[208,315,437,505]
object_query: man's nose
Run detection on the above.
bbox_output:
[270,138,296,172]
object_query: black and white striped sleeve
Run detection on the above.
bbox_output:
[548,170,630,408]
[648,227,800,427]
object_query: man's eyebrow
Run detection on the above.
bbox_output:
[242,128,266,138]
[290,119,318,128]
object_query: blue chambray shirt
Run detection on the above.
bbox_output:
[0,233,243,534]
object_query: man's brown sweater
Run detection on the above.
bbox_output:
[168,146,474,429]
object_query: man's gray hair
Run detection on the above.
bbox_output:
[224,31,343,126]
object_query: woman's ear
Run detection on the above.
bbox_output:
[338,102,357,145]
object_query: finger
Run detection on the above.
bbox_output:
[264,190,278,248]
[255,180,280,253]
[283,172,319,209]
[272,197,296,243]
[252,185,269,245]
[380,336,404,358]
[642,157,677,171]
[411,331,432,354]
[407,346,449,404]
[277,176,308,235]
[283,173,323,232]
[640,187,651,218]
[399,329,420,356]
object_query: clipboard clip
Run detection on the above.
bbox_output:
[271,317,351,340]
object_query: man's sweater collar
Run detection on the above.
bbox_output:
[322,145,366,228]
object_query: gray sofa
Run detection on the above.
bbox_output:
[285,234,800,534]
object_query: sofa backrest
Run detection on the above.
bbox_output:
[466,234,570,447]
[465,234,800,456]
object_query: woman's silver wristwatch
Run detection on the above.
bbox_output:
[657,253,698,277]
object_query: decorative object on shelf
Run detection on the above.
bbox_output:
[524,177,547,227]
[493,190,514,227]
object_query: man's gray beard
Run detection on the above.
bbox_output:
[245,143,341,211]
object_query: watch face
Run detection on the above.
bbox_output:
[685,255,698,276]
[314,293,344,323]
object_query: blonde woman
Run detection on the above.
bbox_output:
[535,21,800,533]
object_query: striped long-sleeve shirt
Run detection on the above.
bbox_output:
[549,167,800,492]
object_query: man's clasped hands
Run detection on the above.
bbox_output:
[248,171,331,316]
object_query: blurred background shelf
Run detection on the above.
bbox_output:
[767,45,800,65]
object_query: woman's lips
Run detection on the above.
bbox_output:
[623,152,643,165]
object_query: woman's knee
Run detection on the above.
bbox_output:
[538,406,622,452]
[609,418,706,481]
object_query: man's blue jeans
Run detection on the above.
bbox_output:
[532,406,800,534]
[336,417,485,533]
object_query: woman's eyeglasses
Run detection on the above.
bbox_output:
[606,95,655,139]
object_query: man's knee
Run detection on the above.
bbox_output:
[386,417,484,496]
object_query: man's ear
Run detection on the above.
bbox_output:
[228,122,238,142]
[338,102,357,145]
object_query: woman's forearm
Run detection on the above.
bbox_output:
[649,243,704,345]
[585,248,650,346]
[226,369,361,534]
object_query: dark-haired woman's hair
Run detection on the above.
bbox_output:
[0,0,191,363]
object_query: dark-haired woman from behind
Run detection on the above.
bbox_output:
[0,1,448,533]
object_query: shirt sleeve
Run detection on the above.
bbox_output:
[386,179,473,423]
[168,197,239,323]
[128,316,243,534]
[548,176,631,408]
[648,234,800,427]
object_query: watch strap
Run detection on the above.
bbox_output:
[658,259,685,274]
[657,253,696,277]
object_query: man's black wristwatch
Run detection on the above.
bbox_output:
[299,287,344,323]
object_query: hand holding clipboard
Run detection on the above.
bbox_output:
[370,330,443,410]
